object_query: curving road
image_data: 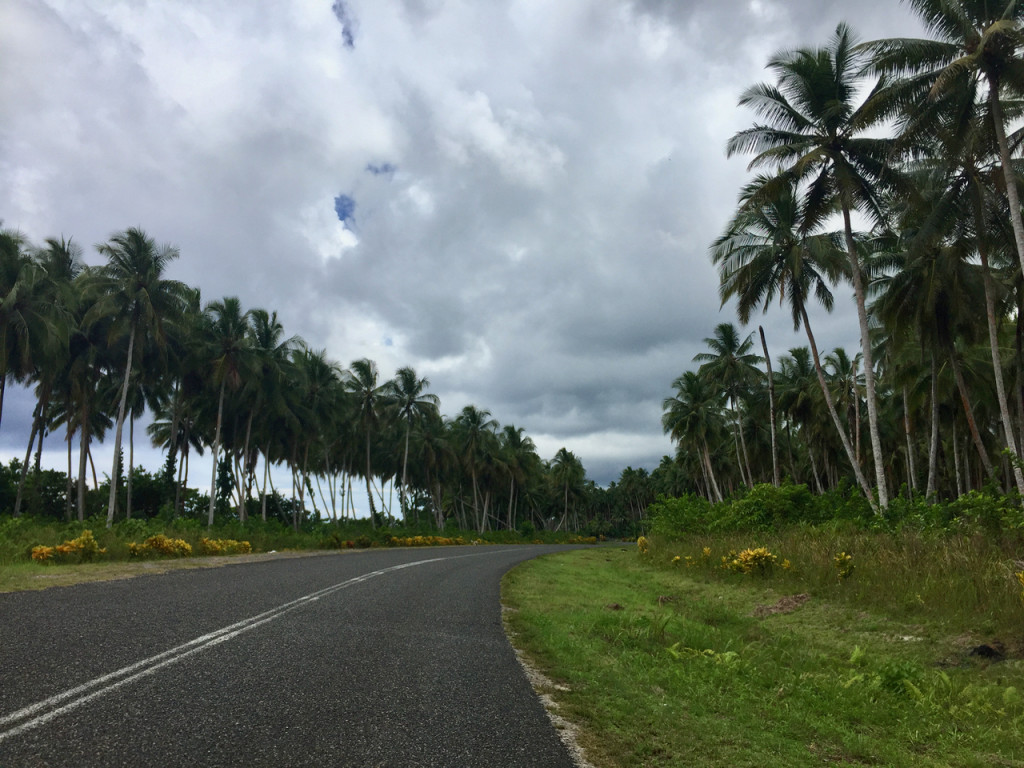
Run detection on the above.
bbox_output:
[0,546,579,767]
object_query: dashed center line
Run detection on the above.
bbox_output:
[0,555,459,743]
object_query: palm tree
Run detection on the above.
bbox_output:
[202,296,252,525]
[345,358,391,526]
[386,366,440,523]
[712,174,877,507]
[549,447,585,531]
[499,424,539,531]
[864,0,1024,283]
[0,229,55,434]
[662,371,726,502]
[88,228,188,527]
[454,404,499,530]
[693,322,763,488]
[728,22,898,508]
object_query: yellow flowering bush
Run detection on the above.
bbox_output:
[128,534,192,558]
[835,551,854,581]
[722,546,778,576]
[197,537,252,555]
[383,534,470,547]
[637,536,650,555]
[1015,570,1024,603]
[31,530,106,564]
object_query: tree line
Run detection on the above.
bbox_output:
[0,225,633,533]
[665,2,1024,511]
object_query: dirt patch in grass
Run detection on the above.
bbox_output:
[752,592,811,618]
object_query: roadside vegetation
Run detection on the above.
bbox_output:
[505,485,1024,767]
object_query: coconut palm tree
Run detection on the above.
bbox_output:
[864,0,1024,283]
[345,358,392,526]
[201,296,252,525]
[386,366,440,523]
[662,371,726,503]
[549,447,585,531]
[693,322,763,488]
[728,22,899,508]
[453,404,499,530]
[88,228,188,527]
[712,174,877,507]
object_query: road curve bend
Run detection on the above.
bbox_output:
[0,545,580,767]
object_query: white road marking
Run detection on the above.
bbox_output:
[0,554,461,742]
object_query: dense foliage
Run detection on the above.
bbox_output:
[665,7,1024,512]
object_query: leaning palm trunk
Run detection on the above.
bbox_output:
[759,327,780,486]
[842,209,888,509]
[990,87,1024,286]
[974,215,1024,496]
[948,347,996,482]
[14,398,43,517]
[106,325,136,528]
[702,439,723,503]
[801,306,878,512]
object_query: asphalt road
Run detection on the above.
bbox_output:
[0,546,580,767]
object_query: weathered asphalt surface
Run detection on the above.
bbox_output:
[0,546,580,767]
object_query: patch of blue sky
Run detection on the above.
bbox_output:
[334,194,356,227]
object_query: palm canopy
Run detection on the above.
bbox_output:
[727,22,898,231]
[713,174,848,330]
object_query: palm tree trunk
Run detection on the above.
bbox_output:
[903,386,917,495]
[953,419,964,497]
[126,416,134,520]
[365,430,377,528]
[948,346,997,482]
[801,305,877,511]
[107,324,136,528]
[842,207,888,509]
[401,423,411,524]
[989,84,1024,286]
[926,354,939,501]
[66,425,74,522]
[78,419,89,522]
[759,326,780,487]
[14,399,42,517]
[702,440,723,503]
[974,193,1024,495]
[208,379,226,527]
[261,440,271,521]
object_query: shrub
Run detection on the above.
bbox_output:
[647,494,712,536]
[30,529,106,564]
[128,534,192,558]
[722,546,778,576]
[197,537,252,555]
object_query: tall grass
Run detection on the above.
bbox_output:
[645,485,1024,640]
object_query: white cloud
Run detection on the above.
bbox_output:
[0,0,924,486]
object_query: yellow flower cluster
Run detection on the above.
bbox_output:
[31,530,106,564]
[387,535,468,547]
[197,537,252,555]
[1015,571,1024,603]
[128,534,192,558]
[722,546,778,575]
[834,551,854,581]
[636,536,650,555]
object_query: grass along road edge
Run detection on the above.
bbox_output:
[501,546,1024,768]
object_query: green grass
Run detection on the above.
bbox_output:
[503,547,1024,768]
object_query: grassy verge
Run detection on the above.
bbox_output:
[0,514,601,592]
[503,547,1024,768]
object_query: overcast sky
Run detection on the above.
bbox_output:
[0,0,925,489]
